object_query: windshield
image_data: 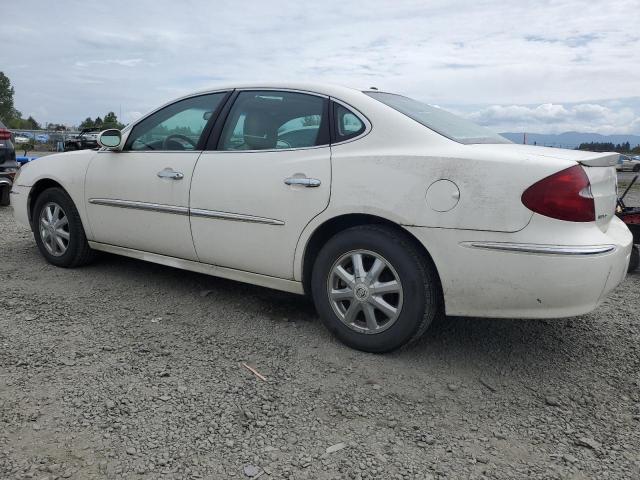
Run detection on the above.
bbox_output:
[365,91,510,145]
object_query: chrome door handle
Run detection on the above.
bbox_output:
[284,177,321,187]
[157,168,184,180]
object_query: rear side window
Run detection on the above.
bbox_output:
[333,103,365,142]
[219,91,329,151]
[365,91,510,145]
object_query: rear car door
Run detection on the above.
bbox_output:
[190,89,331,279]
[84,92,229,260]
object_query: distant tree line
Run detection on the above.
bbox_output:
[577,141,640,154]
[78,111,125,130]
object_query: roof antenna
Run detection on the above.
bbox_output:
[369,86,378,90]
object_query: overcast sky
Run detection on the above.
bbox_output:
[2,0,639,133]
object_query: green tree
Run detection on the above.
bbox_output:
[102,111,125,129]
[0,72,16,123]
[25,116,40,130]
[79,117,94,129]
[93,116,103,129]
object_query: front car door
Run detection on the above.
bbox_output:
[85,92,229,260]
[190,89,331,279]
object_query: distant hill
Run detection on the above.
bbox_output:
[500,132,640,149]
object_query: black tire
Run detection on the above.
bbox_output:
[0,185,9,206]
[311,224,442,353]
[32,187,94,268]
[633,164,640,172]
[629,245,639,273]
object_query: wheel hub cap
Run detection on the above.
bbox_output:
[39,202,70,257]
[327,249,403,335]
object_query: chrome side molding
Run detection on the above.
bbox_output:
[89,198,284,225]
[89,198,189,215]
[190,208,284,225]
[461,241,616,256]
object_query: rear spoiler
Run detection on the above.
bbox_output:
[578,152,619,167]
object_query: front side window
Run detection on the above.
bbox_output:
[125,93,227,151]
[219,91,328,151]
[365,91,510,145]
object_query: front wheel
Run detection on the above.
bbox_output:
[311,225,442,353]
[32,187,94,267]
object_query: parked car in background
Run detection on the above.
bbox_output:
[10,83,633,352]
[617,154,640,172]
[0,120,19,206]
[13,135,30,144]
[64,128,100,150]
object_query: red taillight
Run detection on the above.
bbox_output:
[521,165,595,222]
[0,129,11,140]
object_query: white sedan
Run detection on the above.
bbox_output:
[10,83,632,352]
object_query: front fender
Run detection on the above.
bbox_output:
[17,150,96,239]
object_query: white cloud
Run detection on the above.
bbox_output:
[1,0,639,133]
[75,59,144,68]
[462,100,640,134]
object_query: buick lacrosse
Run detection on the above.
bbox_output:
[11,83,632,352]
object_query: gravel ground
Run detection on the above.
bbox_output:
[1,192,639,480]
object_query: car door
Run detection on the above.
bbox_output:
[85,92,229,260]
[190,89,331,279]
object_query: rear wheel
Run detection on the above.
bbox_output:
[32,187,94,267]
[311,225,442,352]
[633,164,640,172]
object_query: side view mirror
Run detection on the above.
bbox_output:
[98,129,122,149]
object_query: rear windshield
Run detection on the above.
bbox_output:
[365,91,510,145]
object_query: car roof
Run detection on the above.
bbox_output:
[188,82,367,98]
[122,82,379,133]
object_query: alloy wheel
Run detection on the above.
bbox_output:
[327,249,403,334]
[39,202,70,257]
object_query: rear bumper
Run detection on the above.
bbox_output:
[406,216,633,319]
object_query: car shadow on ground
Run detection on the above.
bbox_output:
[88,252,594,373]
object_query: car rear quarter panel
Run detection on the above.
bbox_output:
[327,130,575,232]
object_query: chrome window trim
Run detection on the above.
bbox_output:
[462,241,616,256]
[89,198,189,216]
[96,150,203,155]
[190,208,284,225]
[200,145,330,154]
[88,198,284,225]
[234,87,329,99]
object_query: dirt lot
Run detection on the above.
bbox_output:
[1,197,639,479]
